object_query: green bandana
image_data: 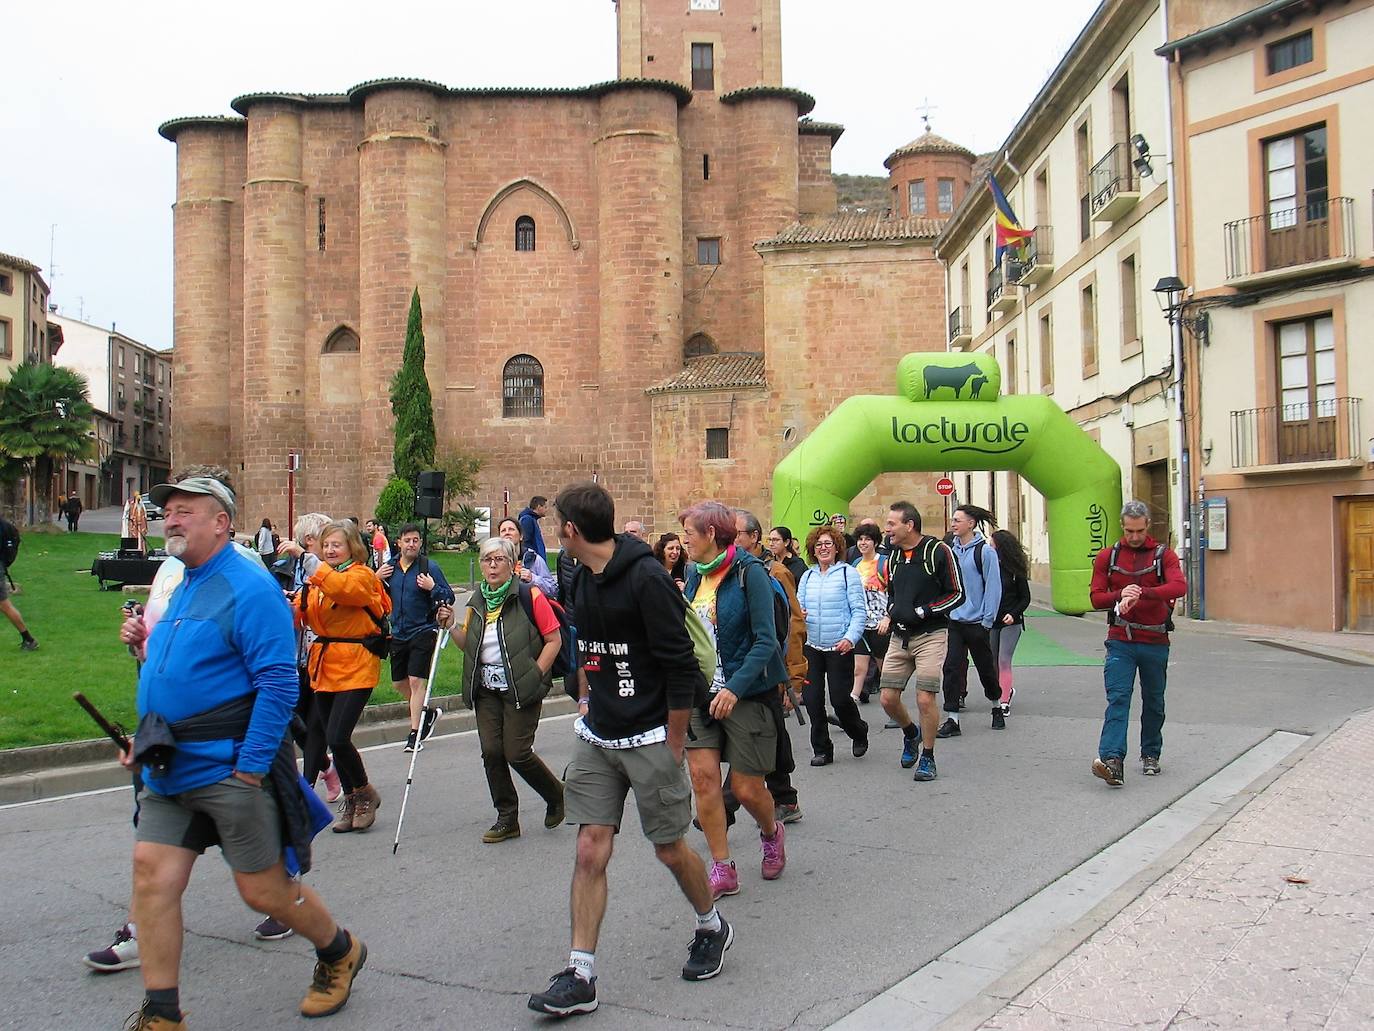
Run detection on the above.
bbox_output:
[693,544,736,577]
[481,575,516,612]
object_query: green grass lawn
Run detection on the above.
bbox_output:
[0,530,473,750]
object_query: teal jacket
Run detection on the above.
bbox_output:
[684,550,787,700]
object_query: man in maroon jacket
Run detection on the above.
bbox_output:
[1088,500,1188,787]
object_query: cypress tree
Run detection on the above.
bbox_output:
[389,287,436,485]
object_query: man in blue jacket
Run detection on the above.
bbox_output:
[117,470,365,1029]
[937,504,1003,737]
[518,496,549,563]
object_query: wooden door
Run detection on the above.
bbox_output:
[1263,126,1329,272]
[1346,499,1374,633]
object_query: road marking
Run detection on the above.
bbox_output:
[826,730,1309,1031]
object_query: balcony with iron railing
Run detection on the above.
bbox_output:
[1223,196,1356,287]
[1230,396,1363,473]
[1008,225,1054,286]
[986,262,1017,315]
[1089,141,1140,222]
[948,305,972,348]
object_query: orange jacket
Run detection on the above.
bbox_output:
[295,562,392,692]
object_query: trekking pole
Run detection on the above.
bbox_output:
[392,624,451,855]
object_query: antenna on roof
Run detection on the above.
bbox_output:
[916,97,938,133]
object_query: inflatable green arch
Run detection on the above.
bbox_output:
[770,353,1122,614]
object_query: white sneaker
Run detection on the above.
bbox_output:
[83,923,140,972]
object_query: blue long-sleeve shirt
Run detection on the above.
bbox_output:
[384,555,455,642]
[948,532,1002,628]
[137,542,300,794]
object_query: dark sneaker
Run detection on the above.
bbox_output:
[936,718,961,739]
[774,803,802,825]
[418,705,443,742]
[528,967,598,1017]
[20,639,38,652]
[825,714,843,729]
[913,754,937,782]
[991,708,1006,731]
[122,1003,185,1030]
[809,752,833,767]
[482,818,521,844]
[545,794,566,830]
[299,934,367,1018]
[682,918,734,981]
[254,915,295,941]
[900,734,920,769]
[84,923,140,972]
[1142,756,1161,777]
[1092,757,1125,787]
[852,737,869,758]
[403,730,421,754]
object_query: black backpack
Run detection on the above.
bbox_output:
[0,518,19,568]
[516,581,578,684]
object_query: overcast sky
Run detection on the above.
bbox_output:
[3,0,1102,347]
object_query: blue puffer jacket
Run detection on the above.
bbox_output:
[797,561,865,649]
[684,550,787,700]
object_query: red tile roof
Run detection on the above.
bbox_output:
[758,213,943,247]
[646,352,766,395]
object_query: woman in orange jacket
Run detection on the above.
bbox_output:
[295,519,392,833]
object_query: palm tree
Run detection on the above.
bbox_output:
[0,362,96,524]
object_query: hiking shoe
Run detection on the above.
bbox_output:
[419,705,443,742]
[1142,756,1161,777]
[351,784,380,831]
[936,718,961,738]
[693,807,736,832]
[913,754,938,782]
[1092,757,1125,787]
[254,915,294,941]
[20,638,38,652]
[482,818,521,844]
[84,923,140,972]
[991,708,1006,731]
[809,752,833,767]
[320,763,342,803]
[760,821,785,880]
[900,734,920,769]
[122,1003,185,1030]
[528,967,598,1017]
[545,794,566,830]
[682,917,734,981]
[774,803,802,825]
[708,859,739,900]
[331,793,356,834]
[403,730,421,754]
[300,933,367,1018]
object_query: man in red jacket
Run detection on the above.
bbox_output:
[1089,500,1188,787]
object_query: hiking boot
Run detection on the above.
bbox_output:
[20,638,38,652]
[760,821,785,880]
[1142,756,1161,777]
[809,752,833,767]
[528,967,598,1017]
[320,763,342,803]
[708,859,739,900]
[254,915,294,941]
[84,923,140,972]
[482,818,521,844]
[351,784,381,831]
[331,792,356,833]
[991,707,1006,731]
[900,734,920,769]
[682,917,734,981]
[1092,757,1125,787]
[403,730,421,754]
[774,803,803,825]
[419,705,443,742]
[123,1003,185,1030]
[545,793,566,830]
[913,754,938,782]
[936,718,961,738]
[693,807,736,832]
[299,933,367,1018]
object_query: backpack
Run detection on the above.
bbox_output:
[738,562,790,658]
[1106,542,1176,632]
[0,518,18,568]
[516,581,578,682]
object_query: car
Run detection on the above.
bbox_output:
[141,498,165,521]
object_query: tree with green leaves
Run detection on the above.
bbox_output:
[389,287,436,486]
[434,447,483,509]
[0,363,96,524]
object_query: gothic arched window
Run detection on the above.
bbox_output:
[684,333,718,360]
[515,216,536,252]
[503,354,544,418]
[322,326,360,353]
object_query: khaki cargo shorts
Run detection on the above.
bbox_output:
[879,628,948,695]
[685,698,777,777]
[563,736,693,845]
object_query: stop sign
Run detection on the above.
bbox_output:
[936,477,956,497]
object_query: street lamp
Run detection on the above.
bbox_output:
[1152,276,1210,341]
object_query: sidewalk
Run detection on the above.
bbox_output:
[970,709,1374,1029]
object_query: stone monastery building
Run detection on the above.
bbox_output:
[161,0,973,533]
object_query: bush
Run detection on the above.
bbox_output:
[374,476,414,531]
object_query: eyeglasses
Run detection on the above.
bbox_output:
[814,540,835,549]
[480,556,510,566]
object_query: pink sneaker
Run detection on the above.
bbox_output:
[321,763,343,803]
[760,820,786,880]
[708,859,739,900]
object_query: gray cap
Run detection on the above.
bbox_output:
[148,476,237,522]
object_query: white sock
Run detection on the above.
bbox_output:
[569,950,595,981]
[127,921,137,937]
[696,907,722,933]
[950,712,960,724]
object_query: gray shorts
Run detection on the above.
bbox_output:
[563,736,692,845]
[136,776,282,873]
[685,699,777,777]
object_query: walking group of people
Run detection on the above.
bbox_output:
[93,465,1186,1028]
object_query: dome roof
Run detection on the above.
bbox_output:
[884,130,976,169]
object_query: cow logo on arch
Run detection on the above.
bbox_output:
[890,415,1031,455]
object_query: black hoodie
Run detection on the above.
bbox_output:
[569,535,705,741]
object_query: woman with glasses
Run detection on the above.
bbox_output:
[443,536,565,844]
[767,526,808,586]
[796,524,868,765]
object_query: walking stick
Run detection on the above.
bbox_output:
[392,624,451,854]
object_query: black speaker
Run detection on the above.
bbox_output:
[414,470,445,519]
[120,537,140,552]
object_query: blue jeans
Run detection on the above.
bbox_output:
[1098,639,1169,761]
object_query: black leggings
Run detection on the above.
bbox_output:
[313,688,372,794]
[803,644,868,757]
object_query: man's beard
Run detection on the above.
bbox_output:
[165,535,187,557]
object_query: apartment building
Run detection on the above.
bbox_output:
[1162,0,1374,631]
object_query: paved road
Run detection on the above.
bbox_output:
[3,614,1368,1030]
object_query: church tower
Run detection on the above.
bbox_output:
[615,0,783,92]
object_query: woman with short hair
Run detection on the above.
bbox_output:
[497,516,557,597]
[653,532,687,591]
[796,524,868,765]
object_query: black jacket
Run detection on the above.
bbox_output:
[997,571,1032,626]
[886,536,964,634]
[569,535,704,740]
